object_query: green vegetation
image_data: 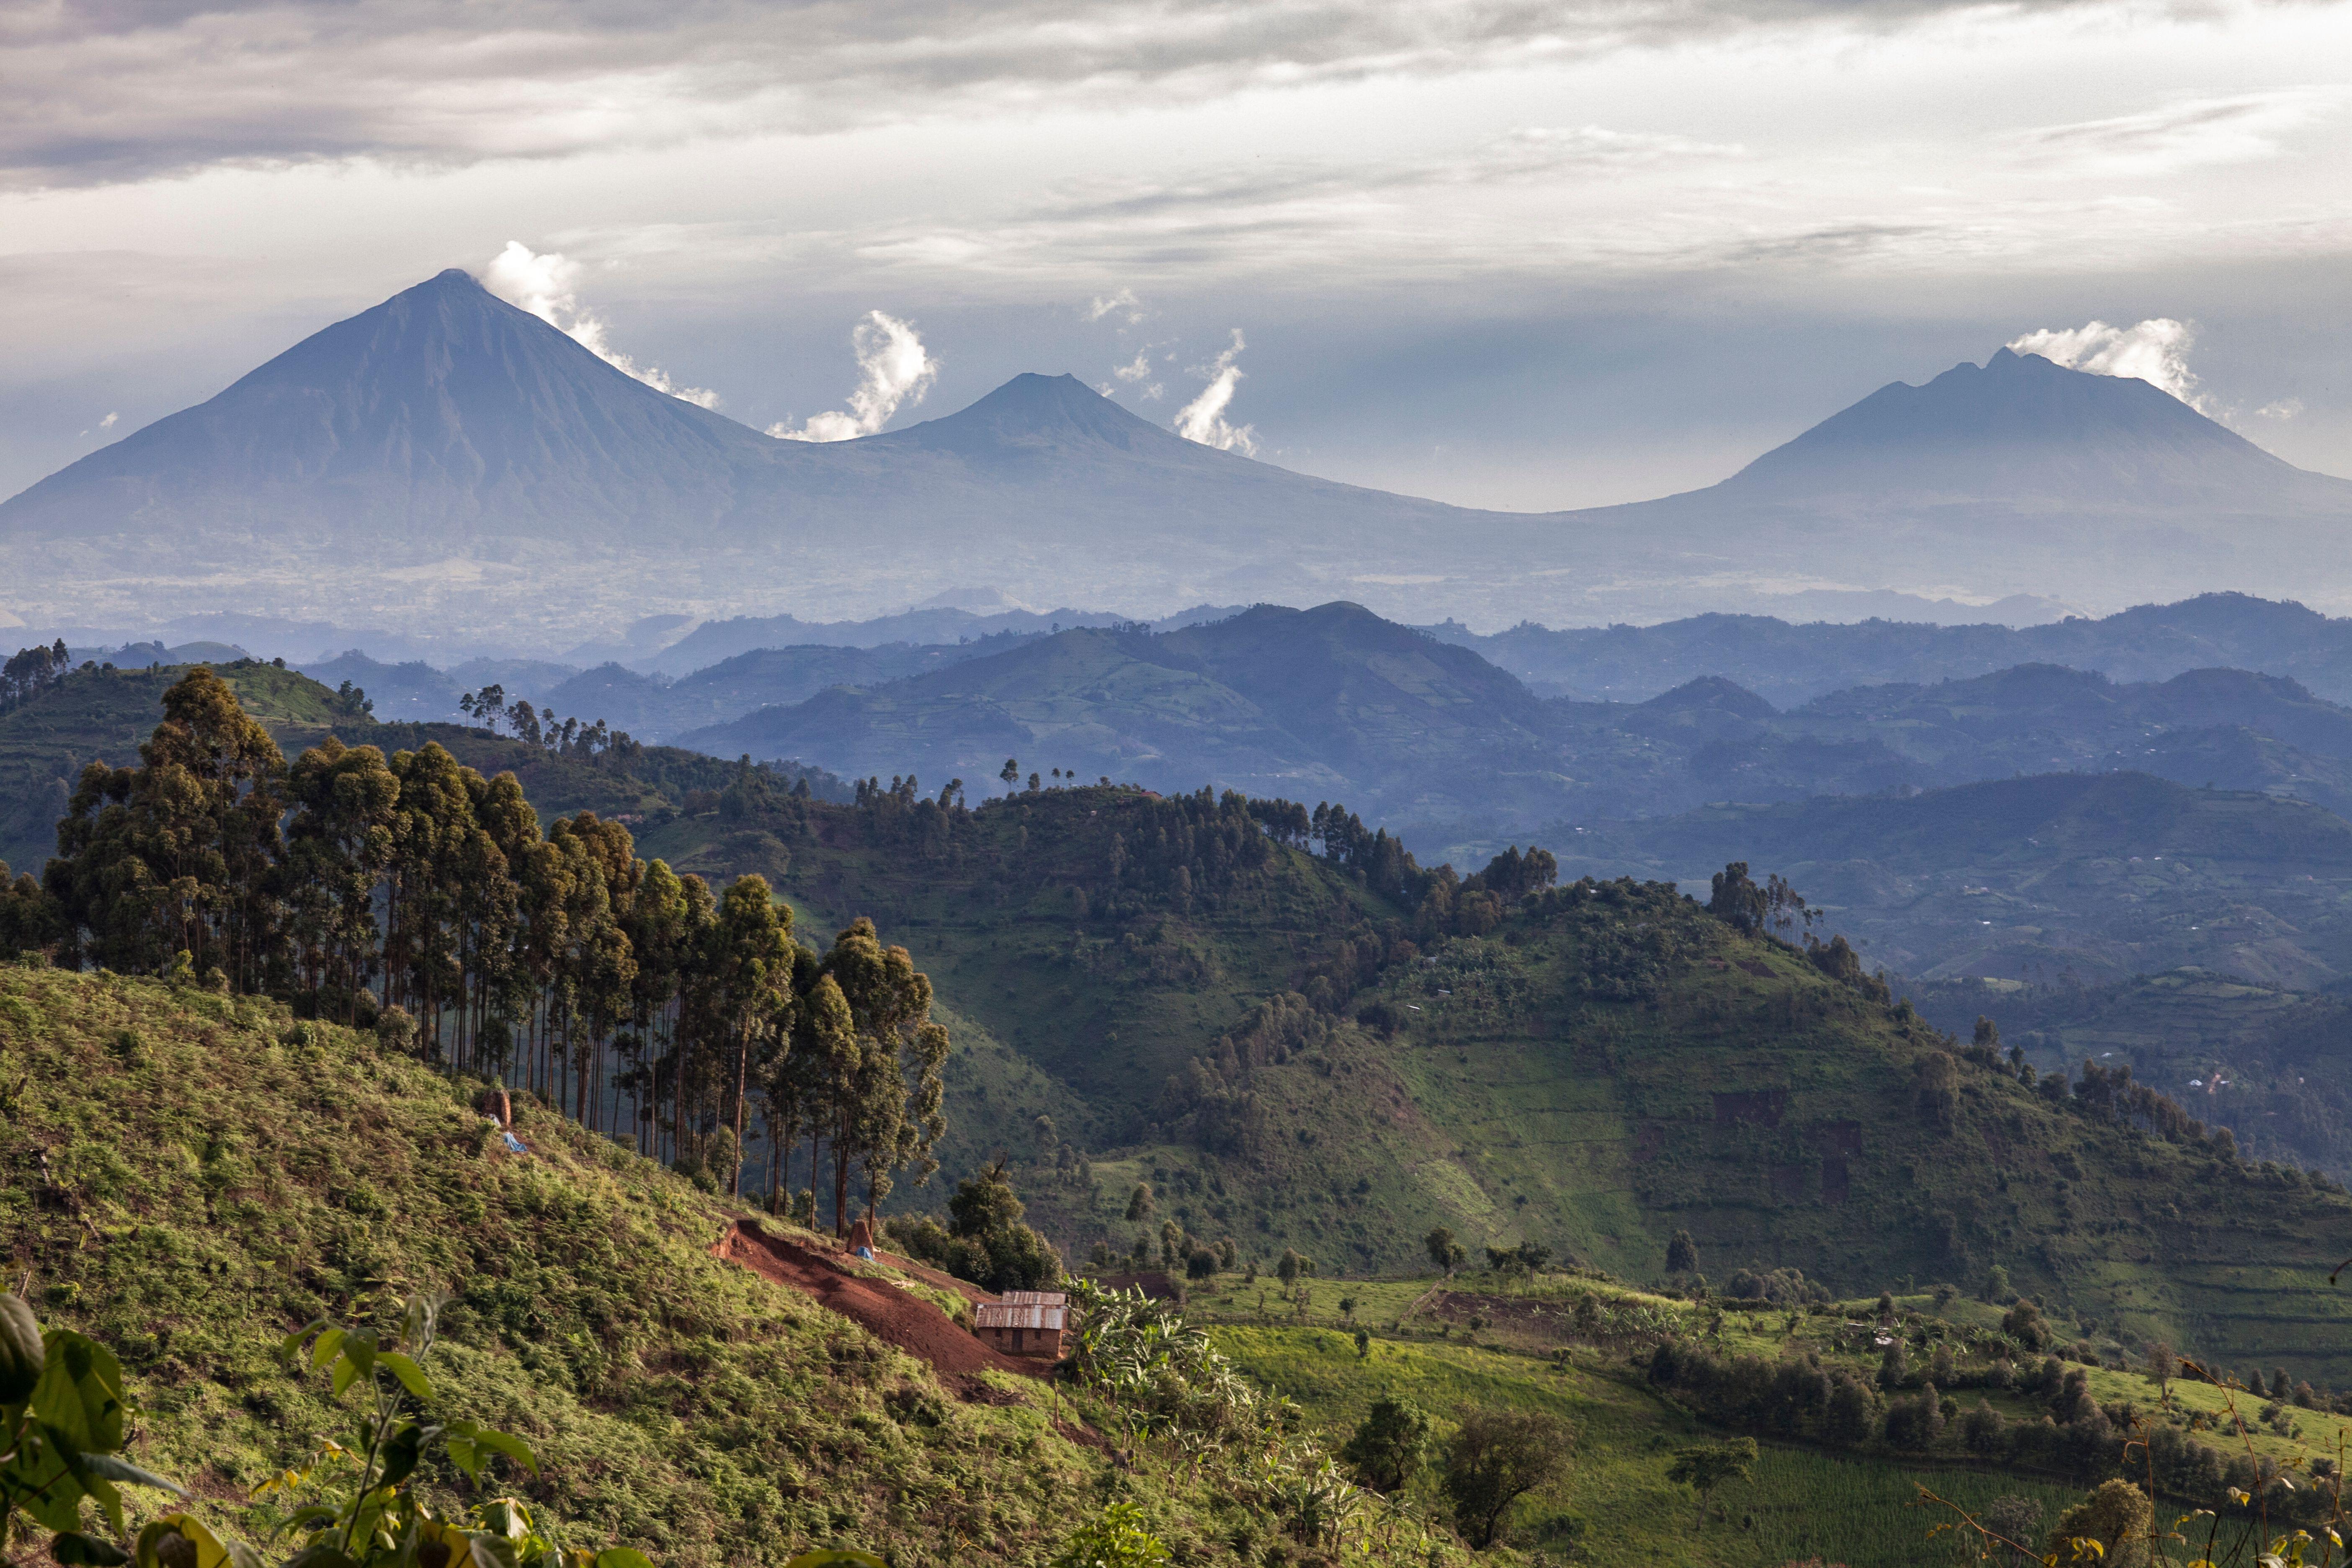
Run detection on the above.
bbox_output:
[0,963,1344,1567]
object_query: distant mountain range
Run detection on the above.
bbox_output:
[660,599,2352,845]
[4,268,2347,639]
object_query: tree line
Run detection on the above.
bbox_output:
[0,667,946,1230]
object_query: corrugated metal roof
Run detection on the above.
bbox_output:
[999,1290,1068,1307]
[975,1303,1068,1330]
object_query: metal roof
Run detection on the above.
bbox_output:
[975,1303,1068,1330]
[998,1290,1068,1307]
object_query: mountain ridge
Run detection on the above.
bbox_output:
[6,270,2350,636]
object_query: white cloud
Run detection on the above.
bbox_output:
[770,310,938,442]
[2008,90,2343,179]
[1087,289,1145,323]
[1112,348,1164,400]
[2257,398,2305,420]
[2006,317,2210,410]
[1173,330,1256,454]
[482,241,721,408]
[98,411,117,429]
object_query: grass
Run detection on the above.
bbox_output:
[0,960,1279,1568]
[1207,1320,2084,1567]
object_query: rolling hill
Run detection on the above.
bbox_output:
[679,602,1571,829]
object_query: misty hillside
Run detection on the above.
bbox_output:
[1445,592,2352,705]
[681,602,1570,826]
[1552,771,2352,990]
[669,599,2352,834]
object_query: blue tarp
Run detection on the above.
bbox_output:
[502,1131,528,1154]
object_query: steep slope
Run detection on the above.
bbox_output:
[648,784,2352,1380]
[0,660,374,871]
[680,603,1569,827]
[1912,967,2352,1181]
[0,965,1162,1566]
[0,270,776,556]
[0,275,1500,639]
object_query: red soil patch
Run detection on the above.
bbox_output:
[714,1221,1043,1391]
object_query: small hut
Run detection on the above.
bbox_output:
[973,1291,1070,1360]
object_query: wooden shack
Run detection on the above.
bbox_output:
[973,1291,1070,1360]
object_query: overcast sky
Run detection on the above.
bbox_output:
[3,0,2347,513]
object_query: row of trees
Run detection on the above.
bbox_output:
[0,640,70,716]
[0,668,947,1229]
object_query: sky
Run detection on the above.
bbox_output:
[2,0,2348,515]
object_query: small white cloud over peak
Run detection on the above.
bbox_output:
[2006,317,2211,412]
[1173,330,1256,455]
[1112,348,1163,400]
[1087,288,1145,323]
[770,310,938,442]
[2257,399,2305,421]
[98,411,117,430]
[482,241,721,409]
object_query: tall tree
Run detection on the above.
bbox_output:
[708,875,794,1196]
[47,667,288,986]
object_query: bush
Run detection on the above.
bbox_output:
[1049,1502,1170,1568]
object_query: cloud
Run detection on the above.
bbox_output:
[1087,289,1145,323]
[2006,317,2210,410]
[98,412,117,429]
[770,310,938,442]
[2257,399,2304,420]
[2008,89,2343,178]
[0,0,2109,190]
[1112,348,1164,400]
[481,241,721,407]
[1173,330,1256,454]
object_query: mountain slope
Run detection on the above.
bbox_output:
[1720,348,2347,510]
[642,783,2352,1380]
[0,963,1228,1567]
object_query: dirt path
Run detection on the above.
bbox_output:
[714,1220,1044,1390]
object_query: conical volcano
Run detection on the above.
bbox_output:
[2,270,777,552]
[1717,348,2342,510]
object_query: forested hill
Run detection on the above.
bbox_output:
[8,663,2351,1385]
[0,656,843,871]
[643,780,2352,1382]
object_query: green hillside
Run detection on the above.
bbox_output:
[0,660,373,869]
[1546,771,2352,988]
[1915,967,2352,1183]
[651,782,2352,1383]
[7,959,2330,1568]
[0,961,1282,1568]
[0,659,837,874]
